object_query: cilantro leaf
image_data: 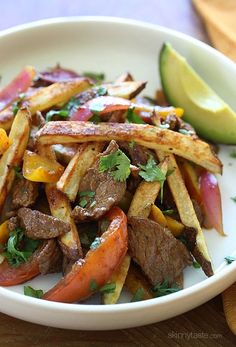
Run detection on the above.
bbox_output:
[99,149,131,182]
[139,157,167,202]
[3,228,40,268]
[229,150,236,158]
[231,197,236,203]
[12,93,26,116]
[96,86,107,96]
[99,282,116,294]
[46,96,81,122]
[13,166,23,179]
[126,107,145,124]
[193,261,201,269]
[152,280,180,297]
[89,279,98,291]
[78,191,95,208]
[82,72,105,82]
[225,256,236,264]
[131,287,145,302]
[24,286,44,299]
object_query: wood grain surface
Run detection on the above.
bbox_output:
[0,1,235,346]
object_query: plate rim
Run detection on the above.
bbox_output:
[0,15,235,322]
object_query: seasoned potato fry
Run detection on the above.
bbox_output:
[156,150,213,276]
[0,79,91,131]
[36,121,222,173]
[39,144,82,259]
[27,79,91,115]
[45,184,82,259]
[23,150,64,183]
[106,81,146,99]
[103,160,168,304]
[124,264,154,300]
[103,254,131,304]
[57,142,104,201]
[0,108,31,211]
[0,128,11,154]
[115,72,134,83]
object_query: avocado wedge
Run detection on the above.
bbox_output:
[159,43,236,144]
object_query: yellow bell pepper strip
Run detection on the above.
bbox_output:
[23,150,64,183]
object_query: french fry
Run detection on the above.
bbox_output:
[0,79,91,131]
[45,184,82,259]
[36,121,222,174]
[156,150,213,277]
[124,263,154,300]
[27,79,91,115]
[0,108,31,212]
[106,81,146,99]
[102,159,168,304]
[57,142,104,201]
[38,144,82,259]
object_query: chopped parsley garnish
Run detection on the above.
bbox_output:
[89,279,98,291]
[24,286,44,299]
[152,280,180,297]
[225,256,236,264]
[96,86,107,96]
[100,282,116,294]
[12,93,26,116]
[162,209,175,216]
[82,72,105,82]
[13,166,23,179]
[129,141,136,149]
[126,107,145,124]
[138,157,167,202]
[46,96,81,122]
[193,261,201,269]
[131,287,145,302]
[89,113,101,123]
[178,129,194,136]
[229,150,236,158]
[231,196,236,203]
[99,149,131,182]
[78,190,95,208]
[3,228,40,267]
[90,237,101,250]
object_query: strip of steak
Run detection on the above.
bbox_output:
[128,217,192,285]
[72,140,126,221]
[17,207,70,239]
[12,178,39,208]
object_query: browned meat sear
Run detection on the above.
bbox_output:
[128,217,192,286]
[72,140,126,222]
[36,239,62,274]
[17,207,70,239]
[12,178,39,208]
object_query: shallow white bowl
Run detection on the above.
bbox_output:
[0,17,236,330]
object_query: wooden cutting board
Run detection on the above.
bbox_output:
[193,0,236,62]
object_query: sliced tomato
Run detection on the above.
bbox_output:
[44,207,128,303]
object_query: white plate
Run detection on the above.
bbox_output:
[0,17,236,330]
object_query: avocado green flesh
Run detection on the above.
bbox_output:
[159,43,236,144]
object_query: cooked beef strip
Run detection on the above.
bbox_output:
[128,217,192,285]
[37,239,62,274]
[74,87,108,106]
[162,114,196,135]
[72,140,126,221]
[8,216,19,232]
[17,208,70,239]
[118,141,149,166]
[12,178,39,209]
[182,226,213,277]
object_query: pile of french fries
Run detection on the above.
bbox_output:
[0,66,223,304]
